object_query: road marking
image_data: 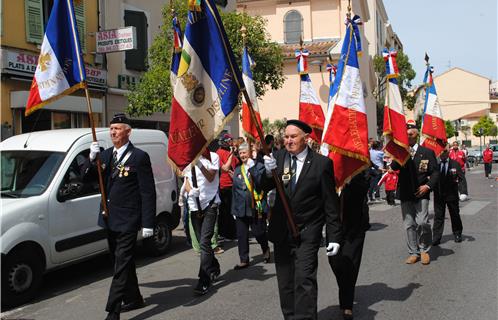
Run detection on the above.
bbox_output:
[369,203,393,211]
[460,200,490,215]
[65,294,81,303]
[469,170,484,175]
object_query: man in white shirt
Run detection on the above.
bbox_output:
[183,150,221,295]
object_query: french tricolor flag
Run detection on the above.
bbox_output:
[299,74,325,143]
[295,49,309,74]
[421,59,447,156]
[241,46,262,140]
[321,15,370,190]
[382,49,410,165]
[25,0,86,116]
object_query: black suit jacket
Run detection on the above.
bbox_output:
[231,162,266,218]
[85,142,156,232]
[391,144,439,201]
[260,148,342,245]
[434,158,463,202]
[340,170,371,240]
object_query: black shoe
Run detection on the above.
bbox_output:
[210,270,220,282]
[432,239,441,246]
[454,234,462,243]
[233,263,249,270]
[105,312,120,320]
[193,281,210,295]
[263,249,271,263]
[121,297,145,312]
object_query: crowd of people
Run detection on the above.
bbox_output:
[88,113,493,320]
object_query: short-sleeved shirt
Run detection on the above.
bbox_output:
[216,148,239,189]
[369,149,385,170]
[185,152,220,211]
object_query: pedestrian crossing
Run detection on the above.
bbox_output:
[368,199,491,215]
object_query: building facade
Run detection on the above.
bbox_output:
[236,0,401,140]
[1,0,105,141]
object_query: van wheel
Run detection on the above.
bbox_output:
[144,215,172,256]
[1,250,43,308]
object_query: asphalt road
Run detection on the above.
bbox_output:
[2,165,497,320]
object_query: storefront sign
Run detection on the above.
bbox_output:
[96,27,137,53]
[1,48,107,87]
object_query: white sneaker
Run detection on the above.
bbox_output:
[459,194,468,201]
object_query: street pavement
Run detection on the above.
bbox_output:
[2,164,497,320]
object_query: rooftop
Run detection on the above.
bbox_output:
[460,109,489,120]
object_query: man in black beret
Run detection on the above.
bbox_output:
[259,119,342,320]
[390,120,439,265]
[86,113,156,320]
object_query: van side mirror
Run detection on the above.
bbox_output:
[57,182,83,202]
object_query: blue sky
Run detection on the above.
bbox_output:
[383,0,497,86]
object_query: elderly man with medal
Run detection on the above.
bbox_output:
[261,119,342,320]
[231,142,271,270]
[86,113,156,320]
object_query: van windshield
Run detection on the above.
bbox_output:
[1,151,65,198]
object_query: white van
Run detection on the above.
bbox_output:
[1,128,180,308]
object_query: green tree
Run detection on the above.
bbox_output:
[126,1,284,117]
[373,50,416,136]
[445,120,455,139]
[472,115,498,144]
[262,117,287,137]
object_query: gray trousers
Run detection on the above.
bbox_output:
[401,199,432,256]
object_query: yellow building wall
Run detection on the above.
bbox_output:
[435,68,490,121]
[1,0,98,65]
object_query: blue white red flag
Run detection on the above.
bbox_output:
[421,56,447,156]
[320,15,369,190]
[299,74,325,143]
[170,12,183,88]
[241,46,262,140]
[168,0,243,171]
[295,49,309,74]
[382,49,410,165]
[326,63,337,86]
[25,0,86,116]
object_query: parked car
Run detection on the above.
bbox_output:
[1,128,180,308]
[490,144,498,162]
[467,147,482,166]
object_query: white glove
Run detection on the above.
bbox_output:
[326,242,340,256]
[89,142,100,161]
[189,187,200,198]
[263,155,277,174]
[142,228,154,238]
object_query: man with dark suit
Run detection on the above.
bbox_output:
[261,119,342,320]
[391,120,439,265]
[88,113,156,320]
[432,144,464,245]
[328,170,370,320]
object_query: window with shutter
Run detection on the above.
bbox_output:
[283,10,303,44]
[124,10,148,71]
[25,0,44,44]
[73,1,86,53]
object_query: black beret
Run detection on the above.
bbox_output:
[110,113,131,125]
[286,119,312,134]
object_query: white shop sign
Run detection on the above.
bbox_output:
[96,27,137,53]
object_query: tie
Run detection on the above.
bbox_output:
[112,151,118,170]
[290,156,298,192]
[410,147,416,159]
[441,161,447,179]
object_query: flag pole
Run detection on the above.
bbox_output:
[240,27,299,240]
[84,82,109,218]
